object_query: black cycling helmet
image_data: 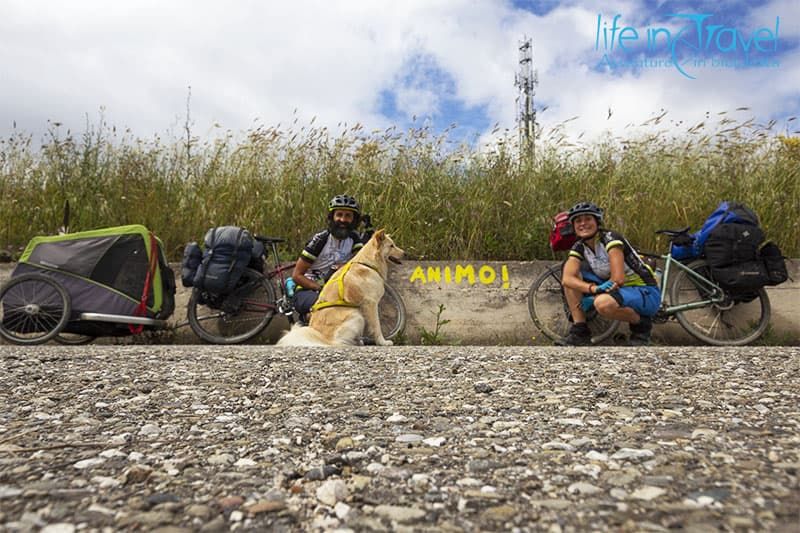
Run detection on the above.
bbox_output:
[328,194,360,214]
[327,194,361,226]
[567,201,604,224]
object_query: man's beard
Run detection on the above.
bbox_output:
[330,222,351,239]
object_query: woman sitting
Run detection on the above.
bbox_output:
[558,202,661,346]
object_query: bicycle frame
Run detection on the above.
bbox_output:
[258,237,297,320]
[657,253,727,315]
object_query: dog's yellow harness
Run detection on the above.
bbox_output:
[310,261,382,313]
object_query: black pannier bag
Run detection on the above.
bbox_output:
[709,261,770,291]
[759,241,789,286]
[192,226,254,294]
[704,221,771,293]
[704,223,765,268]
[248,239,265,273]
[674,201,761,260]
[181,242,203,287]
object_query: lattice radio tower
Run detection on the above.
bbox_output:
[515,37,537,161]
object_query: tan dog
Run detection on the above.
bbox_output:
[277,230,404,346]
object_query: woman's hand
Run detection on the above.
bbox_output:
[596,280,617,293]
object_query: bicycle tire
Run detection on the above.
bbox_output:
[55,332,96,345]
[669,259,770,346]
[0,273,71,345]
[187,268,277,344]
[379,282,406,340]
[528,264,619,344]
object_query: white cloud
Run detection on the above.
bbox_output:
[749,0,799,38]
[0,0,795,146]
[498,1,799,144]
[395,86,441,120]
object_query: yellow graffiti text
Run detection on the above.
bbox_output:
[409,264,510,289]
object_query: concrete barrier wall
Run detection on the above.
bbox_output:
[388,260,800,345]
[1,260,799,345]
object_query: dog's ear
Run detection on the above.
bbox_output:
[374,229,386,243]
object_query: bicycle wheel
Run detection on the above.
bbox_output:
[669,259,770,346]
[528,264,619,344]
[0,274,71,345]
[187,269,277,344]
[55,332,96,345]
[379,283,406,340]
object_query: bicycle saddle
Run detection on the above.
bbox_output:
[254,235,285,244]
[655,226,691,237]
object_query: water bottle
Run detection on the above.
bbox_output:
[285,278,296,298]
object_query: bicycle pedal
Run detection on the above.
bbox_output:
[652,312,669,324]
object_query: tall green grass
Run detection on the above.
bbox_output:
[1,112,798,261]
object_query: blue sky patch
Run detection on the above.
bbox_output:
[378,54,492,144]
[510,0,565,17]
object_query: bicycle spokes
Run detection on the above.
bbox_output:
[670,259,770,346]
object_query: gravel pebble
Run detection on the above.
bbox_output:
[0,344,797,531]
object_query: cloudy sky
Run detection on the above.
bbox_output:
[1,0,797,146]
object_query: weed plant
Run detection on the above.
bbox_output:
[1,112,797,261]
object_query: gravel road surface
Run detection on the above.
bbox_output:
[1,345,798,532]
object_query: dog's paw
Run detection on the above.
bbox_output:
[377,339,394,346]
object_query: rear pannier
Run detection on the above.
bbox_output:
[192,226,254,295]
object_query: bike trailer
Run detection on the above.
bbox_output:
[5,225,176,336]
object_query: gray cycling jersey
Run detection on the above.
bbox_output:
[300,229,363,282]
[568,230,657,287]
[580,240,636,280]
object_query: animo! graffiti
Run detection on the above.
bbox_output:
[409,264,510,289]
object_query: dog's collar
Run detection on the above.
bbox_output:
[352,260,384,279]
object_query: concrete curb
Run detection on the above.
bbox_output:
[390,260,800,345]
[1,260,798,345]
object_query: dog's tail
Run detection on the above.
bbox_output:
[276,324,330,346]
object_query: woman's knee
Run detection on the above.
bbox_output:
[593,294,619,314]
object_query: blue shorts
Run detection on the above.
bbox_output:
[614,285,661,317]
[581,271,661,317]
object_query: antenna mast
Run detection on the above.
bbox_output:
[515,37,537,161]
